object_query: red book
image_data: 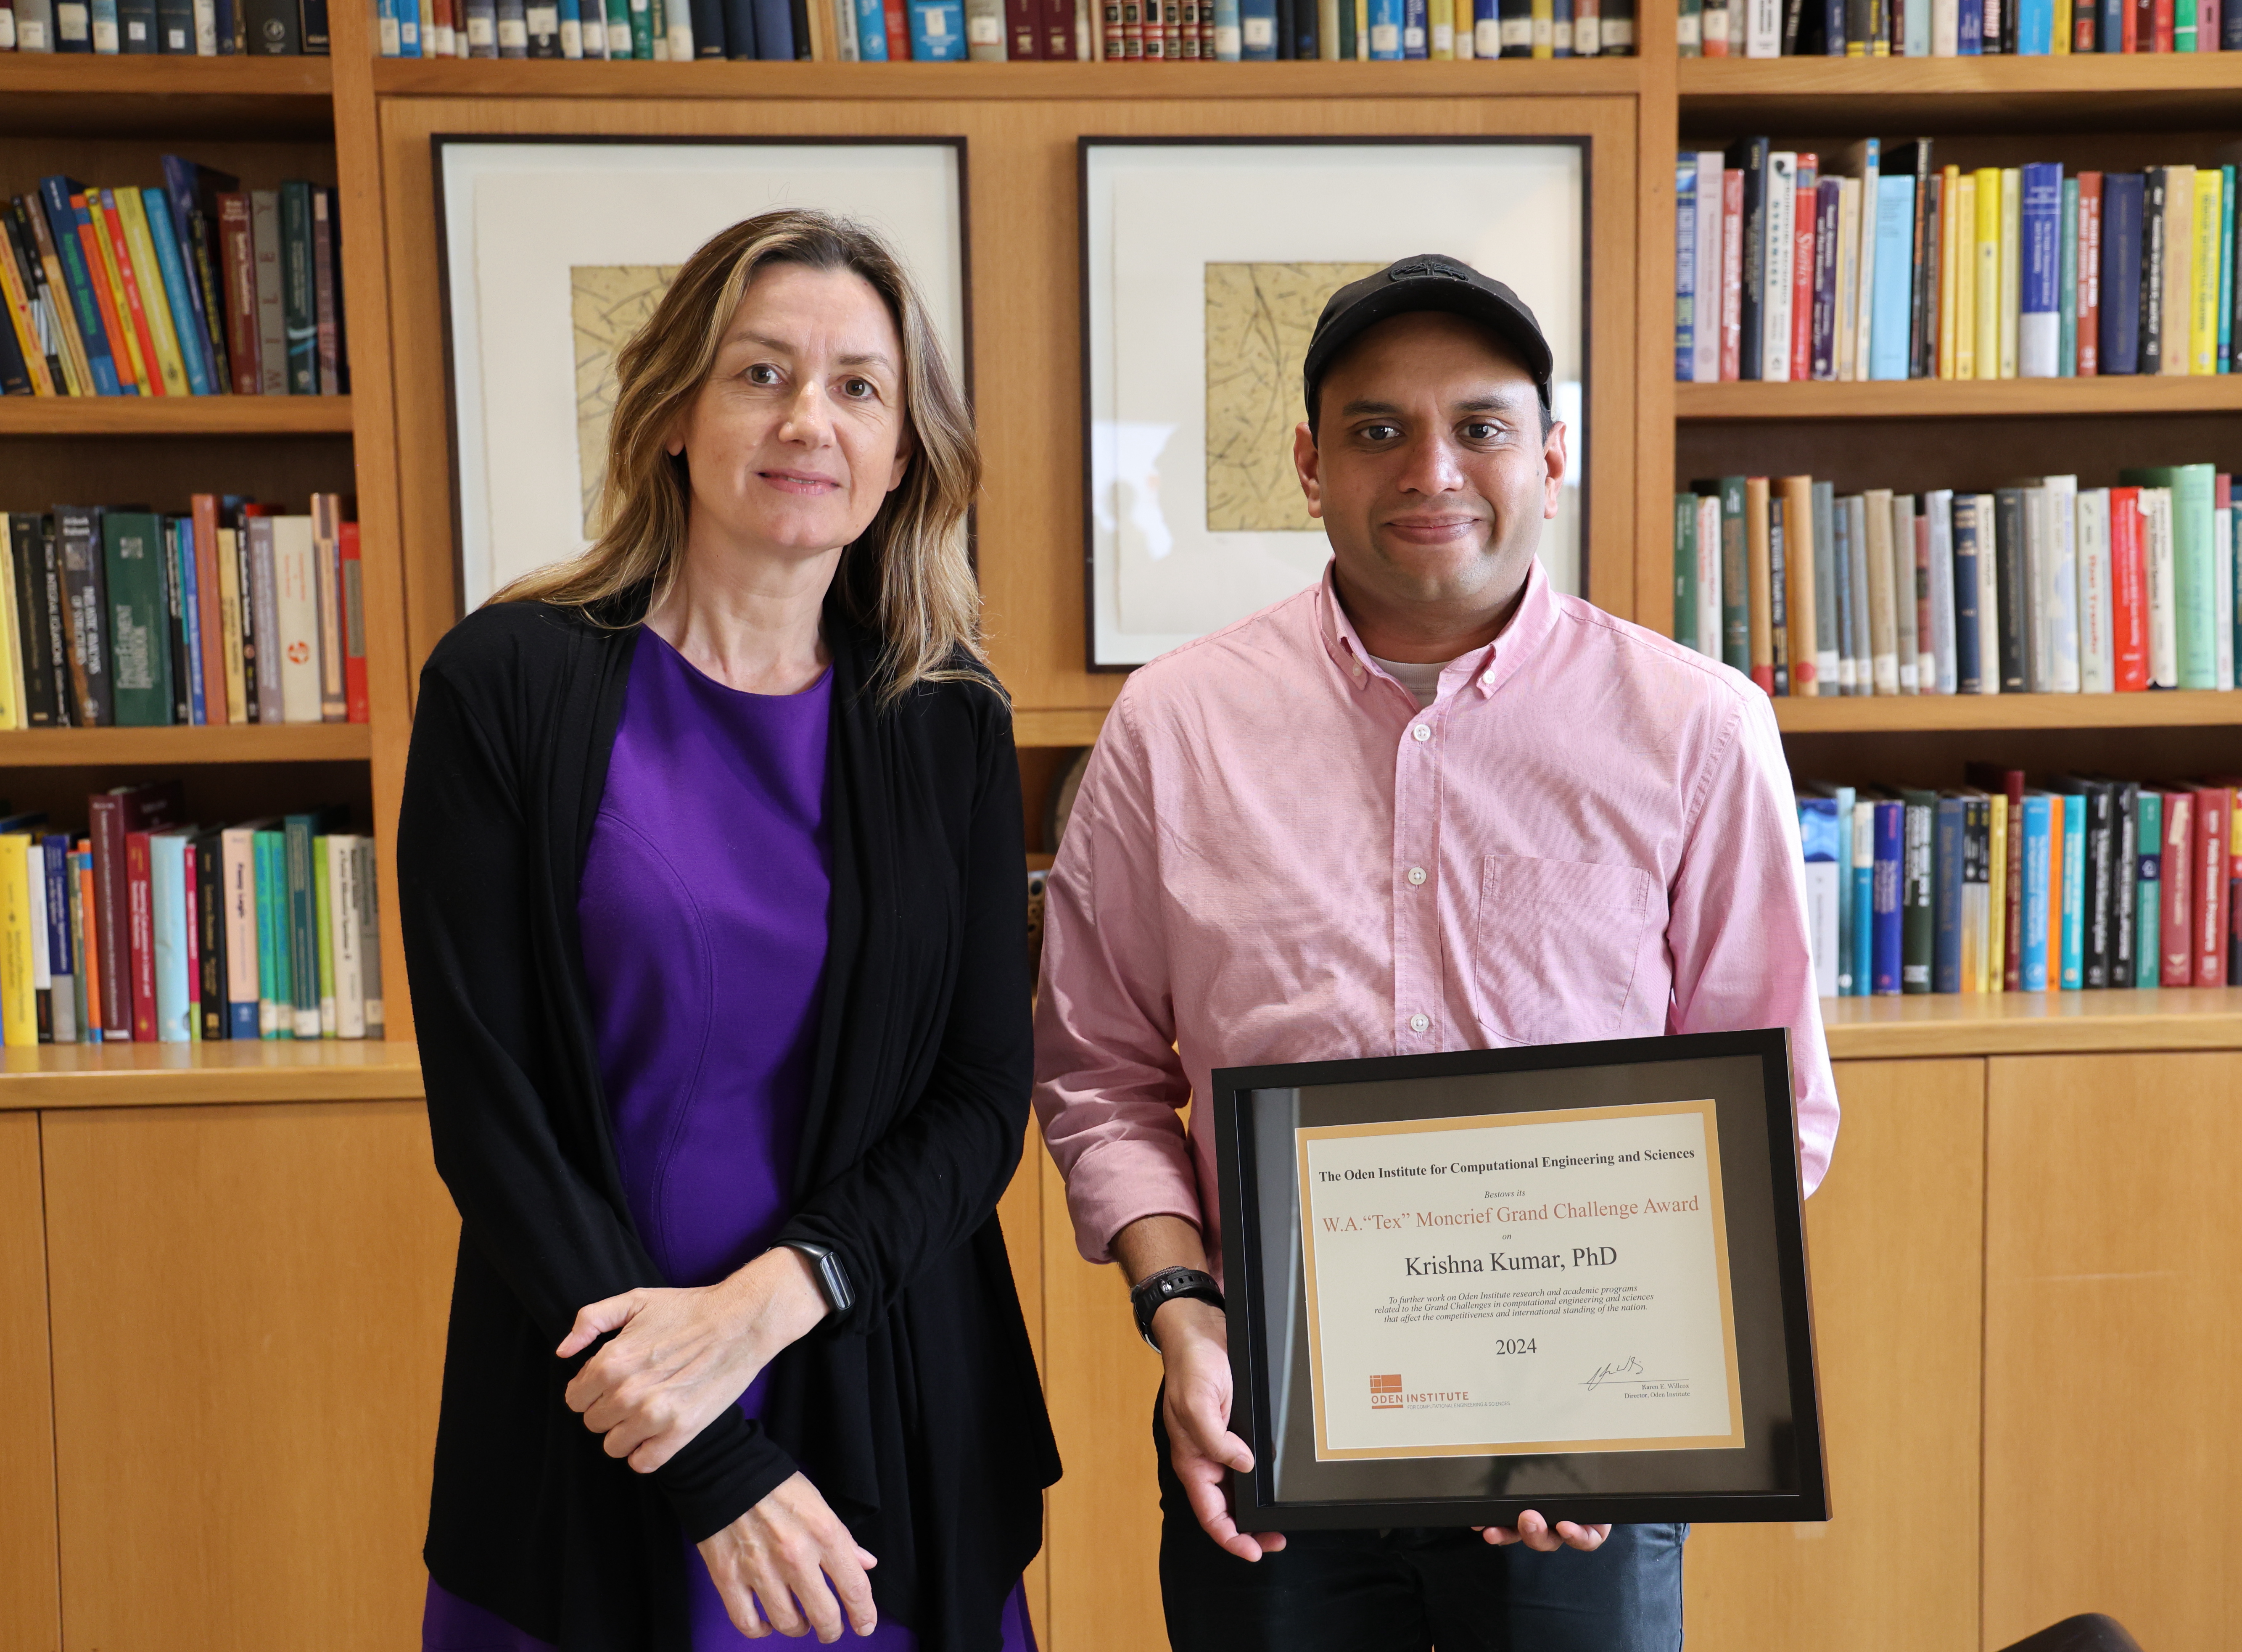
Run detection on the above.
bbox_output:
[883,0,909,58]
[1049,0,1080,57]
[2109,486,2150,690]
[216,193,260,396]
[98,190,168,398]
[126,829,156,1044]
[1791,156,1817,380]
[75,848,100,1040]
[2154,0,2174,50]
[2194,784,2230,986]
[1719,169,1745,383]
[70,195,137,393]
[87,781,183,1039]
[1006,0,1040,57]
[2161,789,2194,985]
[340,522,369,725]
[191,494,227,726]
[1101,0,1121,56]
[2076,174,2101,375]
[2123,0,2139,48]
[181,838,201,1033]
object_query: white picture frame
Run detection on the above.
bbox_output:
[436,137,969,614]
[1080,138,1589,670]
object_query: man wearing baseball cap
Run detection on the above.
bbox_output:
[1035,254,1839,1650]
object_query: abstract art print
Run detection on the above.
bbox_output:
[437,138,967,613]
[1080,139,1588,669]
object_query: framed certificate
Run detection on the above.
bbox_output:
[1209,1029,1827,1528]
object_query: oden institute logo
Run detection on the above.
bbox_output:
[1369,1374,1403,1410]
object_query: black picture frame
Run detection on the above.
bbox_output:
[1209,1028,1827,1530]
[1076,134,1592,673]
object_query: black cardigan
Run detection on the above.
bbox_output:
[397,592,1059,1652]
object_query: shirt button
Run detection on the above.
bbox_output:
[1406,866,1427,886]
[1411,724,1431,743]
[1409,1013,1431,1034]
[1480,667,1497,687]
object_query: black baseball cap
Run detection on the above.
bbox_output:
[1302,254,1555,425]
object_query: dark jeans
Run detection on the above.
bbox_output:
[1155,1403,1687,1652]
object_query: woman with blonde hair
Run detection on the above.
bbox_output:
[400,208,1057,1651]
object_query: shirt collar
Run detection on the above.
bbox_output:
[1317,556,1559,703]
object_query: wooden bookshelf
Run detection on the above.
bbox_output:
[1822,985,2242,1057]
[1772,687,2242,731]
[0,723,372,764]
[0,1038,423,1109]
[0,53,335,137]
[1677,375,2242,420]
[0,396,354,436]
[1678,51,2242,132]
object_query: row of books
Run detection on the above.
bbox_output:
[1674,470,2241,694]
[0,781,383,1046]
[1676,142,2240,384]
[373,0,812,54]
[0,0,326,51]
[1,164,343,399]
[0,497,368,729]
[1798,772,2238,999]
[1685,0,2240,52]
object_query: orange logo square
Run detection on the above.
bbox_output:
[1369,1373,1403,1408]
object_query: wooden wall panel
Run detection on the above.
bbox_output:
[42,1101,457,1652]
[1683,1058,1985,1652]
[1984,1051,2242,1652]
[375,92,1639,735]
[0,1113,61,1652]
[995,1127,1050,1650]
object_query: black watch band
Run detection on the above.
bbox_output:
[785,1242,856,1316]
[1130,1265,1224,1349]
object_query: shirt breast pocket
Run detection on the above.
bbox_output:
[1470,855,1653,1048]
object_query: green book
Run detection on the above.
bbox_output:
[2120,464,2218,687]
[2057,175,2078,377]
[282,808,344,1040]
[630,0,654,55]
[1900,787,1938,995]
[2176,0,2196,50]
[2220,165,2235,374]
[1337,0,1356,58]
[2135,790,2163,990]
[313,836,336,1039]
[279,181,317,396]
[1719,475,1749,673]
[101,510,174,728]
[254,829,289,1038]
[1673,493,1697,650]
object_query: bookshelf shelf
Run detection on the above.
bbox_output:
[0,55,336,138]
[0,724,372,765]
[0,1038,421,1110]
[368,55,1643,101]
[1772,688,2242,732]
[1676,376,2242,420]
[0,397,354,437]
[1822,985,2242,1058]
[1677,53,2242,133]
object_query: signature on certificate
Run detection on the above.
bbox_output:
[1582,1356,1646,1391]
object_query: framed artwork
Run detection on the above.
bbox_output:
[435,137,969,614]
[1079,137,1590,670]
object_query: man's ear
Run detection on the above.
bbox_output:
[1541,420,1568,522]
[1294,422,1323,520]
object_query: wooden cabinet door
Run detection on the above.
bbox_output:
[1683,1058,1986,1652]
[1984,1050,2242,1651]
[0,1111,60,1652]
[42,1101,456,1652]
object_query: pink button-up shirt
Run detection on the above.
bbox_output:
[1033,559,1839,1272]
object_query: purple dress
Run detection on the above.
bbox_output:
[423,631,1037,1652]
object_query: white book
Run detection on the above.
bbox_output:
[2077,488,2114,692]
[1928,490,1958,694]
[1975,493,2002,694]
[1865,488,1901,695]
[1694,154,1724,384]
[1803,853,1839,998]
[665,8,693,56]
[2144,488,2178,689]
[26,838,48,1000]
[1893,493,1921,692]
[1745,0,1780,54]
[190,0,214,49]
[1696,494,1724,658]
[2020,486,2050,691]
[1931,0,1957,51]
[2217,506,2237,690]
[327,835,364,1040]
[220,826,261,1038]
[830,0,859,57]
[1834,177,1862,383]
[1764,153,1797,382]
[1852,146,1882,384]
[2038,474,2080,692]
[1846,493,1874,692]
[272,516,322,725]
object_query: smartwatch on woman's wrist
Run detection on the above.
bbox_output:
[1130,1265,1224,1349]
[785,1242,856,1315]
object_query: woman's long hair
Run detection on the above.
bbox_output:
[492,208,988,704]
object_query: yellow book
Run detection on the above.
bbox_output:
[218,525,247,724]
[1532,0,1552,53]
[2053,0,2070,49]
[1429,0,1451,54]
[83,193,154,399]
[1974,167,2002,380]
[1999,167,2022,379]
[1986,793,2007,994]
[0,240,55,397]
[2192,168,2221,375]
[1954,172,1977,380]
[0,836,35,1047]
[1938,164,1962,378]
[1355,0,1368,55]
[0,530,21,731]
[2162,164,2194,376]
[114,189,190,398]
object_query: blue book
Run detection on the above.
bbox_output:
[752,0,792,56]
[853,0,885,55]
[2019,163,2062,378]
[1552,0,1569,51]
[43,836,75,1040]
[1803,784,1857,996]
[2220,166,2235,374]
[1214,0,1242,55]
[1872,797,1904,996]
[1850,802,1874,997]
[2228,0,2242,46]
[1952,493,1983,692]
[1473,0,1497,55]
[2019,793,2053,992]
[1800,797,1842,1000]
[398,0,421,51]
[2017,0,2051,49]
[717,0,755,52]
[1402,0,1426,52]
[1822,0,1843,49]
[139,188,213,395]
[1676,162,1698,383]
[2058,175,2078,376]
[214,0,238,48]
[2135,792,2163,989]
[375,0,398,49]
[2100,172,2144,377]
[174,520,206,726]
[906,0,961,56]
[37,178,123,396]
[1904,0,1928,53]
[1869,175,1916,381]
[1933,795,1966,993]
[1960,0,1983,49]
[151,831,193,1043]
[158,156,229,383]
[2100,0,2123,46]
[2059,790,2086,990]
[1362,0,1398,56]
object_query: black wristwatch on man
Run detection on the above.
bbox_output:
[1130,1265,1224,1349]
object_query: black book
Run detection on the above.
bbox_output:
[705,0,739,53]
[9,514,61,727]
[1272,0,1293,54]
[119,0,158,48]
[35,515,74,726]
[157,0,196,49]
[2141,169,2165,374]
[1780,0,1804,50]
[1291,0,1315,55]
[1727,137,1770,381]
[1769,495,1790,695]
[298,0,329,49]
[527,0,560,53]
[160,517,192,727]
[194,825,229,1041]
[2111,780,2139,987]
[243,0,300,51]
[54,506,113,727]
[1500,0,1532,50]
[224,499,261,721]
[1991,487,2027,694]
[1601,0,1632,49]
[2053,776,2115,988]
[788,0,811,53]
